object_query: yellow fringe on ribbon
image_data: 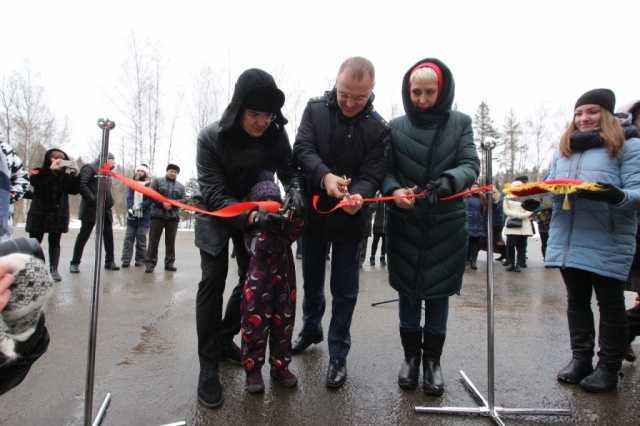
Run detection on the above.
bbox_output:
[503,181,602,210]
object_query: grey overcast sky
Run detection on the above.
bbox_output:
[1,0,638,177]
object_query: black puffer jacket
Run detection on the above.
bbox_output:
[293,89,389,243]
[194,68,305,257]
[149,175,186,222]
[78,159,114,223]
[25,148,80,234]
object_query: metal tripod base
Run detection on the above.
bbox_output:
[91,393,111,426]
[415,371,571,425]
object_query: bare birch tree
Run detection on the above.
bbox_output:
[522,103,565,181]
[110,30,168,175]
[187,65,225,140]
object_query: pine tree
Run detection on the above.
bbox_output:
[473,101,500,182]
[499,109,523,183]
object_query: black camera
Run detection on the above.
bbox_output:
[0,237,45,261]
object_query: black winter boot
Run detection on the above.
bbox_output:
[506,246,516,271]
[370,256,375,266]
[49,247,62,282]
[422,331,445,396]
[580,321,626,393]
[517,249,527,269]
[398,329,422,389]
[557,310,595,383]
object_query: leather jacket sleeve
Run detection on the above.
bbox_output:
[196,125,251,231]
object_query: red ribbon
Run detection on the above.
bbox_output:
[99,164,280,217]
[312,184,493,214]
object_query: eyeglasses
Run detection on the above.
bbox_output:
[245,110,276,122]
[337,90,370,103]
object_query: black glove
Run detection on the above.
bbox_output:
[576,182,626,205]
[253,211,290,234]
[521,199,541,212]
[285,187,307,218]
[425,176,453,205]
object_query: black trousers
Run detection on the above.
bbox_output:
[196,229,250,370]
[561,267,627,367]
[371,233,385,257]
[70,220,115,265]
[145,219,179,268]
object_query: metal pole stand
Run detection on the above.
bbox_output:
[84,118,115,426]
[415,140,571,424]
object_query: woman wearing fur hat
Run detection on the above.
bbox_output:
[381,58,480,395]
[120,164,152,267]
[193,68,306,408]
[544,89,640,392]
[25,148,80,281]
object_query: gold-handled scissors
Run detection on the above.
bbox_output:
[342,175,351,201]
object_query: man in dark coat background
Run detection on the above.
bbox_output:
[144,164,186,273]
[69,153,119,272]
[292,56,389,388]
[193,68,305,408]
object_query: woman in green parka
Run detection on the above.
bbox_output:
[381,58,480,395]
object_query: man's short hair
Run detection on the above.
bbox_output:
[337,57,375,83]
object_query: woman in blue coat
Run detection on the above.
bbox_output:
[545,89,640,392]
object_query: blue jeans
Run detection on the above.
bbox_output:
[398,292,449,334]
[300,232,360,358]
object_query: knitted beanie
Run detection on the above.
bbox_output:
[575,89,616,114]
[0,253,54,362]
[166,164,180,173]
[250,171,282,203]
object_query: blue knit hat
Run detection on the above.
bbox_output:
[250,171,282,203]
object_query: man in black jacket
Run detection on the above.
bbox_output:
[193,68,305,408]
[144,164,186,273]
[292,57,389,387]
[70,153,119,272]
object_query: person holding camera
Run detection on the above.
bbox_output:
[120,164,152,267]
[70,153,120,272]
[25,149,80,281]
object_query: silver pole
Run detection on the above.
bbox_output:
[84,118,115,426]
[415,140,571,424]
[484,140,496,410]
[91,393,111,426]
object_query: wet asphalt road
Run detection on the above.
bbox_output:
[1,228,639,426]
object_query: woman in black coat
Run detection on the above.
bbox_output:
[25,148,80,281]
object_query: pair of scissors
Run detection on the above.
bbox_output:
[342,175,351,201]
[278,193,295,219]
